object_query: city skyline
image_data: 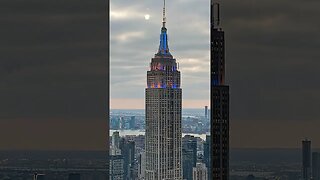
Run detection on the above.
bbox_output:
[110,0,320,148]
[110,0,211,109]
[145,1,183,178]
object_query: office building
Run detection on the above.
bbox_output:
[112,131,120,149]
[68,173,81,180]
[205,106,208,120]
[119,138,136,180]
[182,135,198,180]
[203,135,211,180]
[303,139,311,180]
[145,1,182,179]
[313,152,320,180]
[33,173,45,180]
[210,0,229,179]
[110,155,124,180]
[138,151,146,179]
[130,116,136,129]
[193,163,208,180]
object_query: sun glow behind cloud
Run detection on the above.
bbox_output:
[110,0,210,109]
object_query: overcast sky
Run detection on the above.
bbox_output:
[110,0,320,148]
[1,0,320,149]
[110,0,211,109]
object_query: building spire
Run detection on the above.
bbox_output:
[162,0,166,27]
[157,0,171,56]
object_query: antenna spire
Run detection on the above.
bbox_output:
[162,0,166,27]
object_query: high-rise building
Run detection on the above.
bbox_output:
[138,151,146,179]
[112,131,120,149]
[203,135,211,180]
[302,139,311,180]
[33,173,45,180]
[119,138,136,180]
[193,163,208,180]
[130,116,136,129]
[68,173,81,180]
[210,0,229,179]
[313,152,320,180]
[145,1,182,179]
[110,155,124,180]
[205,106,208,120]
[182,135,198,180]
[111,117,120,130]
[120,117,126,129]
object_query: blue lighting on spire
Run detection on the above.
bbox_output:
[158,27,171,55]
[157,0,171,56]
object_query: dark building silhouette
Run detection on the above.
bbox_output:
[210,0,229,180]
[119,138,135,180]
[68,173,80,180]
[203,135,211,180]
[205,106,208,120]
[302,139,311,180]
[182,135,197,180]
[313,152,320,180]
[246,174,255,180]
[33,173,45,180]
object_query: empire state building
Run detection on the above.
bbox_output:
[145,1,182,179]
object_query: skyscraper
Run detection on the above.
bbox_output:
[312,152,320,180]
[112,131,120,149]
[210,0,229,179]
[109,155,124,180]
[203,135,211,180]
[193,163,208,180]
[68,173,81,180]
[145,0,182,179]
[119,138,136,180]
[130,116,136,129]
[182,135,197,180]
[205,106,208,120]
[302,139,311,180]
[138,151,146,180]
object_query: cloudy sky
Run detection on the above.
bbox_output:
[1,0,320,149]
[110,0,320,148]
[110,0,211,109]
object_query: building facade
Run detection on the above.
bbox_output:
[182,135,198,180]
[312,152,320,180]
[203,135,211,180]
[210,0,229,179]
[193,163,208,180]
[145,1,182,179]
[109,155,124,180]
[303,139,311,180]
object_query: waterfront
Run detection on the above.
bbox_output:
[109,130,208,140]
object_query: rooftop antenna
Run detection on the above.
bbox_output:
[162,0,166,27]
[211,0,221,28]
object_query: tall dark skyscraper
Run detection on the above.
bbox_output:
[303,139,312,180]
[210,0,229,179]
[312,152,320,180]
[203,135,211,180]
[119,138,135,180]
[145,0,182,179]
[205,106,208,120]
[182,135,198,180]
